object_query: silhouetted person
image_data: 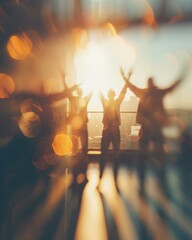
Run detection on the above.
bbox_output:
[121,69,185,196]
[14,83,79,136]
[2,82,79,169]
[64,79,93,160]
[0,83,78,139]
[99,79,130,182]
[121,69,184,158]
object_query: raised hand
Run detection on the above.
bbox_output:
[120,67,132,83]
[127,70,132,79]
[120,67,128,82]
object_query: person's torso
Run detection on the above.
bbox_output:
[68,97,88,124]
[103,100,120,129]
[137,89,166,125]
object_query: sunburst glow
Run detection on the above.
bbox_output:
[74,27,136,102]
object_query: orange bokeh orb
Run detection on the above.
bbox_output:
[52,134,79,156]
[7,33,33,60]
[0,73,15,98]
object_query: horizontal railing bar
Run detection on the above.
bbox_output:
[66,111,137,114]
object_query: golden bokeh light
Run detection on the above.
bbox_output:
[7,33,33,60]
[0,73,15,98]
[19,111,41,138]
[52,133,79,156]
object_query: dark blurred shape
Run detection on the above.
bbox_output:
[181,126,192,165]
[20,98,42,114]
[121,69,185,158]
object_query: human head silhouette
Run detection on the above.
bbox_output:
[107,88,116,100]
[76,87,83,97]
[147,77,155,89]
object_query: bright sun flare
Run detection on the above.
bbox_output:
[74,28,136,101]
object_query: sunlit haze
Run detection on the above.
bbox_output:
[73,26,136,111]
[7,24,192,111]
[1,1,192,240]
[73,24,192,111]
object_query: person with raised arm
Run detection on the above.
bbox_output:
[120,68,184,157]
[64,76,93,160]
[99,75,131,183]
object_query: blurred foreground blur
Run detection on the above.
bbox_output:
[1,1,192,240]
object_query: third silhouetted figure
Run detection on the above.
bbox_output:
[121,68,185,158]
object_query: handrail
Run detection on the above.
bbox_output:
[66,111,137,114]
[87,111,137,114]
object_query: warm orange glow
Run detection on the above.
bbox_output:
[74,30,136,102]
[0,73,15,98]
[71,116,83,130]
[100,22,117,38]
[75,164,107,240]
[19,112,41,138]
[52,133,79,156]
[7,33,33,60]
[52,134,72,156]
[99,166,138,240]
[143,3,157,27]
[71,28,89,49]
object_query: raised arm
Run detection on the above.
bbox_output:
[117,81,128,105]
[44,74,79,102]
[85,91,93,104]
[61,72,81,99]
[161,77,183,95]
[161,65,189,95]
[120,67,132,84]
[45,89,70,102]
[120,68,142,97]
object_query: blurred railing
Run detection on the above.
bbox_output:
[87,109,192,152]
[87,111,140,150]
